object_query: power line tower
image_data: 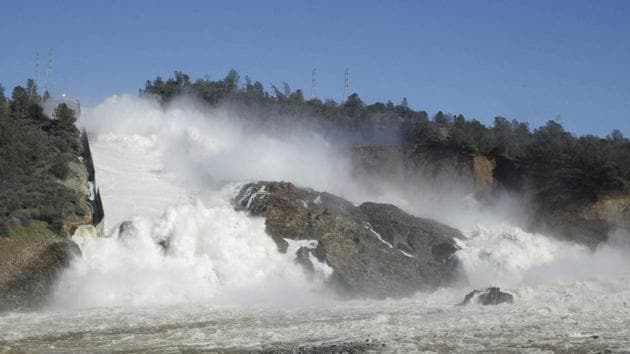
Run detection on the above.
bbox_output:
[35,52,40,86]
[45,48,53,96]
[311,68,318,99]
[343,68,350,102]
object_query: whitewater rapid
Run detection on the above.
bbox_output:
[2,95,630,352]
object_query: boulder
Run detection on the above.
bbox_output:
[234,182,356,252]
[234,181,464,298]
[459,287,514,306]
[117,220,137,238]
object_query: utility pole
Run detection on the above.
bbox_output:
[311,68,318,100]
[343,68,350,102]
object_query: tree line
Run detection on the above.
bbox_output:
[143,70,630,206]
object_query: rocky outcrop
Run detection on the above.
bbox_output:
[0,130,101,310]
[351,145,630,247]
[58,158,94,238]
[459,287,514,306]
[541,194,630,247]
[351,145,496,197]
[0,223,80,310]
[234,181,463,298]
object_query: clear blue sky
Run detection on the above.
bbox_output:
[1,0,629,136]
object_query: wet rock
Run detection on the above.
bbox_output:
[234,182,356,252]
[117,220,136,238]
[0,237,80,310]
[295,246,315,273]
[459,287,514,306]
[234,181,463,298]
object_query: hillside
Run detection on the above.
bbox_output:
[0,81,99,309]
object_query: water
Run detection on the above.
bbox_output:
[2,95,630,352]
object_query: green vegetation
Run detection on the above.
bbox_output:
[144,71,630,206]
[0,81,83,237]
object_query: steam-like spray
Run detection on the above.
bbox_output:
[4,93,630,352]
[54,94,630,311]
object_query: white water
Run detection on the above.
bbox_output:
[2,95,630,352]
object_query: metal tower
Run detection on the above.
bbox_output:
[45,48,53,95]
[311,68,318,99]
[36,52,40,84]
[343,68,350,102]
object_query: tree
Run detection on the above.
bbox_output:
[26,79,40,103]
[10,86,29,118]
[343,93,365,119]
[0,84,7,118]
[54,103,77,131]
[608,129,625,143]
[0,83,6,104]
[434,111,449,125]
[224,69,240,94]
[50,155,69,179]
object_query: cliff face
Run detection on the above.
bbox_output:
[541,194,630,247]
[0,131,101,310]
[350,145,629,246]
[351,145,496,197]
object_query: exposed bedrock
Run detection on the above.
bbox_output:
[350,145,498,198]
[350,145,630,247]
[234,181,464,298]
[0,232,80,311]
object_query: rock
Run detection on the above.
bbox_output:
[315,225,424,297]
[234,182,356,252]
[234,181,463,298]
[295,246,315,273]
[541,194,630,248]
[350,145,630,248]
[0,227,80,310]
[358,202,462,268]
[459,287,514,306]
[117,220,136,238]
[350,145,497,198]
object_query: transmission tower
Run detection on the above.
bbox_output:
[35,52,40,85]
[45,48,53,96]
[311,68,318,99]
[343,68,350,102]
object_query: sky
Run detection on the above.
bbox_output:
[1,0,629,136]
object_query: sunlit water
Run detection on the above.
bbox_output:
[2,96,630,352]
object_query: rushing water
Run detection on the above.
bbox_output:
[2,96,630,352]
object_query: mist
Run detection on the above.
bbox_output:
[71,93,630,307]
[80,94,526,228]
[81,94,354,196]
